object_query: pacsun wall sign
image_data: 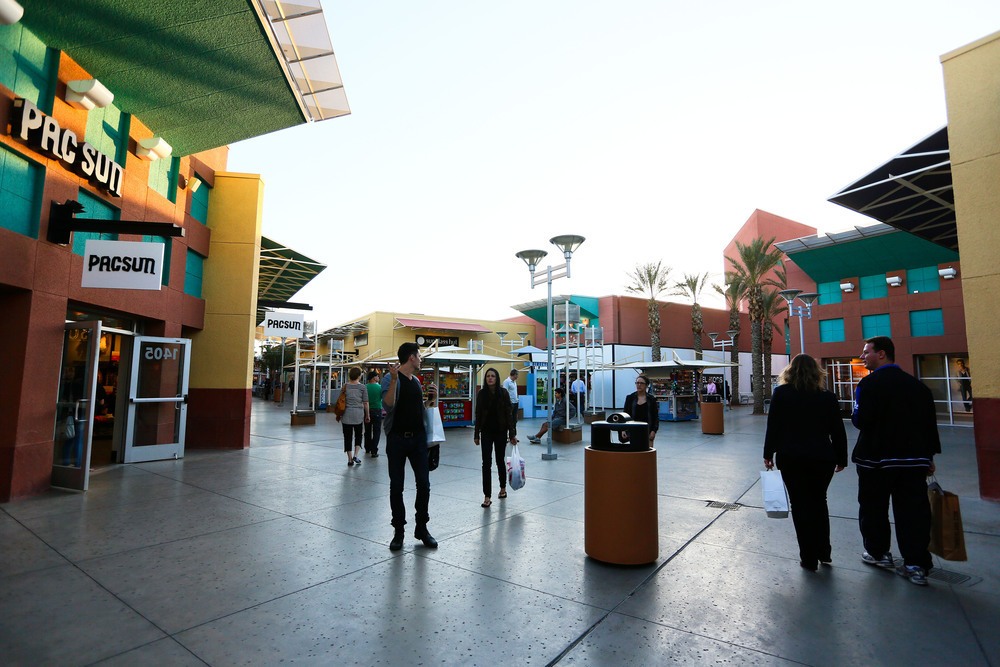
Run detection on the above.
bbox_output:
[10,98,124,197]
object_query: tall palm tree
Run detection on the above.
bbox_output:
[725,237,783,415]
[672,272,711,359]
[760,288,785,400]
[625,261,672,362]
[714,273,745,406]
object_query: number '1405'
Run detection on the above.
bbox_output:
[144,346,180,360]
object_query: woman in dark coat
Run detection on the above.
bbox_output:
[622,374,659,447]
[474,368,517,508]
[763,354,848,571]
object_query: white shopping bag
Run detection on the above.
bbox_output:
[424,406,446,444]
[506,445,526,490]
[760,469,789,519]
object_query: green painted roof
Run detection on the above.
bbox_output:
[20,0,304,156]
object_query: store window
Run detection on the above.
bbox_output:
[910,309,944,337]
[817,281,842,305]
[142,235,172,286]
[0,23,58,111]
[915,354,973,427]
[184,250,205,298]
[72,190,119,256]
[861,313,891,339]
[859,274,888,300]
[906,266,940,294]
[819,318,845,343]
[84,103,130,163]
[148,156,179,202]
[0,145,43,238]
[190,178,210,224]
[825,358,867,416]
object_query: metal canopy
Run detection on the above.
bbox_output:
[828,127,957,251]
[256,236,325,324]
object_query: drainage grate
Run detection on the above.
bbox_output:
[927,569,977,586]
[706,501,742,510]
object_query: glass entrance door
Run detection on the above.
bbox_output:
[123,336,191,463]
[52,321,102,490]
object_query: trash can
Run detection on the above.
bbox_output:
[584,417,658,565]
[701,399,724,435]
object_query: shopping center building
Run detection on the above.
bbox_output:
[0,1,348,500]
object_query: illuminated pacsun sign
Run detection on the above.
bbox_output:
[10,98,124,197]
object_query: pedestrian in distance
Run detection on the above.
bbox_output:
[502,368,520,425]
[384,342,439,551]
[763,354,847,571]
[621,374,659,447]
[341,367,369,467]
[474,367,517,508]
[365,371,383,457]
[853,336,940,586]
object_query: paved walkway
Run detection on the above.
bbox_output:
[2,400,999,666]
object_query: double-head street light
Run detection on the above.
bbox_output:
[777,289,819,355]
[516,235,585,461]
[707,330,738,410]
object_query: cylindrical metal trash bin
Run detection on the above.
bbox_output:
[584,446,658,564]
[701,401,724,434]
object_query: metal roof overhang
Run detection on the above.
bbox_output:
[256,235,325,324]
[394,318,492,333]
[20,0,350,156]
[828,128,957,251]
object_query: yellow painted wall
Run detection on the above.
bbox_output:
[942,31,1000,397]
[188,172,264,388]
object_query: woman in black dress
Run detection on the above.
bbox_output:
[622,374,659,447]
[474,368,517,508]
[763,354,848,571]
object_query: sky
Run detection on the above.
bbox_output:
[228,1,1000,326]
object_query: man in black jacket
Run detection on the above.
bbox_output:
[852,336,940,586]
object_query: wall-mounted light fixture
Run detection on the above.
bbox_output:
[136,136,172,161]
[839,281,855,293]
[64,79,114,110]
[0,0,24,25]
[188,177,202,193]
[938,267,958,280]
[886,276,903,288]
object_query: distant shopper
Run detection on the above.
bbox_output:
[365,371,383,457]
[527,387,575,443]
[570,374,588,416]
[342,367,369,467]
[384,342,439,550]
[956,358,972,411]
[763,355,847,571]
[706,379,717,395]
[502,369,520,424]
[853,336,940,586]
[622,374,659,446]
[474,368,517,508]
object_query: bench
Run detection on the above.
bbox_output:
[553,424,583,444]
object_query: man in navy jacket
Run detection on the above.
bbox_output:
[852,336,940,585]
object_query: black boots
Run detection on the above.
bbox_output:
[389,531,404,551]
[414,526,438,549]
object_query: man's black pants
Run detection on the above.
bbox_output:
[857,465,932,570]
[387,432,430,531]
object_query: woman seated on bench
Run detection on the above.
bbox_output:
[528,387,576,443]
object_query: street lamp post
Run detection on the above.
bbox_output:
[707,330,738,410]
[777,289,819,355]
[516,235,585,461]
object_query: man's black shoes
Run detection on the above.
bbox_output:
[414,527,438,549]
[389,531,404,551]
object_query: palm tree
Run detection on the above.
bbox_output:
[672,272,711,359]
[714,273,745,406]
[760,288,785,400]
[625,261,672,362]
[726,237,783,415]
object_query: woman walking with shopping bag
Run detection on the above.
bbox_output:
[473,368,517,508]
[763,354,847,571]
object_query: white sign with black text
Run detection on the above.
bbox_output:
[261,312,305,339]
[82,239,164,290]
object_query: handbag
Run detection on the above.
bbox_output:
[928,477,968,561]
[333,387,347,421]
[760,469,789,518]
[428,444,440,472]
[506,444,526,490]
[62,414,76,440]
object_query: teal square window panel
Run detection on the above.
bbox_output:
[819,318,845,343]
[142,235,172,286]
[906,266,940,294]
[910,309,944,337]
[184,250,205,298]
[190,178,209,224]
[85,104,130,164]
[0,23,58,111]
[861,313,891,339]
[0,144,43,238]
[72,190,119,256]
[817,281,842,305]
[859,274,888,300]
[148,156,179,203]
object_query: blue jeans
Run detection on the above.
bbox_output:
[387,432,430,530]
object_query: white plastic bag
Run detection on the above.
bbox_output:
[506,444,526,490]
[424,406,446,444]
[760,469,789,518]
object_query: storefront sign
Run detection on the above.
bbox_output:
[261,312,305,339]
[82,240,163,290]
[10,98,123,197]
[415,335,458,347]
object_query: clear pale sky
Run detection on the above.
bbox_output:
[228,1,1000,325]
